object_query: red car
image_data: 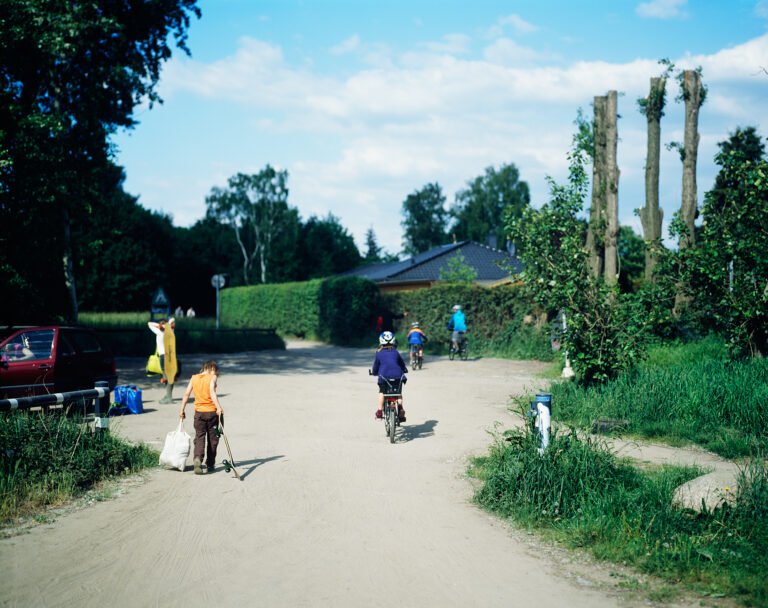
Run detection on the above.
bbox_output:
[0,326,118,399]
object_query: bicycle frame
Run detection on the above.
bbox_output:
[380,376,403,443]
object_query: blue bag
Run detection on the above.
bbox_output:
[125,386,144,414]
[113,385,128,406]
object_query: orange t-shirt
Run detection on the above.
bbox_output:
[191,372,217,412]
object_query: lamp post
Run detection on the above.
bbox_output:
[211,274,226,329]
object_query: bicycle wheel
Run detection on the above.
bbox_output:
[460,340,469,360]
[418,355,423,370]
[384,405,391,437]
[448,344,455,361]
[388,408,396,443]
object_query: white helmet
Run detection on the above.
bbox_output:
[452,305,461,311]
[379,331,396,346]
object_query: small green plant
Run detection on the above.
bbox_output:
[0,412,157,523]
[549,337,768,458]
[471,426,768,605]
[439,251,478,283]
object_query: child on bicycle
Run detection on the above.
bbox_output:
[371,331,408,422]
[407,322,428,364]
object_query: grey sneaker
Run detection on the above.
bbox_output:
[193,458,203,475]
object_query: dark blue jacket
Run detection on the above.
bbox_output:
[372,347,408,381]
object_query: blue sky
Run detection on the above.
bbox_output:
[112,0,768,255]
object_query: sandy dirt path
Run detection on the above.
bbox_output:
[1,342,705,608]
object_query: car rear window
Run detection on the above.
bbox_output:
[65,330,103,354]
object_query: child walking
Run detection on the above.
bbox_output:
[179,360,223,475]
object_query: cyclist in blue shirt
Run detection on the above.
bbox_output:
[449,305,467,352]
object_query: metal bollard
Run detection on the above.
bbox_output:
[529,393,552,454]
[94,381,110,433]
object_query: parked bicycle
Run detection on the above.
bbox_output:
[379,376,404,443]
[448,332,468,361]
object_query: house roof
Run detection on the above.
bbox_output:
[340,240,522,285]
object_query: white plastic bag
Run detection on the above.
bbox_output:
[159,421,191,471]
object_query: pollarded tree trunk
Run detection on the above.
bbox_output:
[603,90,620,287]
[675,69,704,313]
[639,76,665,282]
[586,95,607,278]
[680,69,703,252]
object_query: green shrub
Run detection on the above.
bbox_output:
[383,283,552,359]
[0,412,157,522]
[472,428,768,605]
[549,337,768,457]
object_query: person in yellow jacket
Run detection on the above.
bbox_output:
[179,360,223,475]
[148,317,179,403]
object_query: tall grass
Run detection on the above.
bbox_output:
[471,427,768,606]
[0,412,157,523]
[549,336,768,458]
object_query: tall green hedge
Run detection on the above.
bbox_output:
[221,277,379,345]
[221,278,551,358]
[382,283,553,360]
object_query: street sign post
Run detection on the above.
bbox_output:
[211,274,226,329]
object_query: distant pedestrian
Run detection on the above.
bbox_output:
[148,317,178,403]
[186,307,196,318]
[175,305,185,318]
[179,360,223,475]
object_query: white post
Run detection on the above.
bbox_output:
[561,311,575,379]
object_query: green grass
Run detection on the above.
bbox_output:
[548,336,768,458]
[0,411,157,524]
[78,311,285,356]
[79,311,219,330]
[470,427,768,606]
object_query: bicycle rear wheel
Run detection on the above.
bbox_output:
[460,340,469,360]
[388,408,396,443]
[448,345,455,360]
[384,405,391,437]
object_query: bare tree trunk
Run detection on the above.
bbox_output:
[679,70,702,252]
[586,95,607,278]
[675,69,704,313]
[639,77,665,282]
[603,90,620,287]
[62,207,78,323]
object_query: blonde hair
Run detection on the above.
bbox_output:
[200,360,219,375]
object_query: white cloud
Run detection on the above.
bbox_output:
[130,29,768,253]
[330,34,361,55]
[420,33,471,55]
[636,0,687,19]
[488,14,538,38]
[483,38,546,65]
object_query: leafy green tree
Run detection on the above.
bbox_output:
[0,0,201,322]
[617,226,646,293]
[677,128,768,357]
[439,251,478,283]
[364,227,383,263]
[205,166,292,285]
[299,214,361,279]
[452,164,530,248]
[72,163,177,312]
[506,144,655,384]
[401,183,448,255]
